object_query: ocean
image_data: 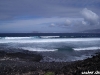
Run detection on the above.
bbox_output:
[0,33,100,62]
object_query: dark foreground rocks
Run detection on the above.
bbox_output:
[0,50,100,75]
[0,50,43,62]
[61,53,100,75]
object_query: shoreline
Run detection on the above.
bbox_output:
[0,50,100,75]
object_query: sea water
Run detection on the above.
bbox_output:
[0,33,100,62]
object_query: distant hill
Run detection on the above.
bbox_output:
[82,29,100,33]
[32,31,40,33]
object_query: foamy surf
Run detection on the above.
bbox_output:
[73,47,100,51]
[21,47,58,52]
[0,38,100,43]
[4,37,34,40]
[0,33,100,62]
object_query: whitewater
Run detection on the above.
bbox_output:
[0,36,100,62]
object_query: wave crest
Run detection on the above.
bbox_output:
[73,47,100,51]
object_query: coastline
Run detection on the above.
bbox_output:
[0,49,100,75]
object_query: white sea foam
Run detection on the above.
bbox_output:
[4,37,33,40]
[21,47,58,52]
[73,47,100,51]
[1,36,59,40]
[0,38,100,43]
[0,36,100,62]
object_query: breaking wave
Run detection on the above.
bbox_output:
[0,36,100,62]
[1,37,38,40]
[73,47,100,51]
[21,47,58,52]
[0,37,100,43]
[0,36,60,40]
[0,37,100,52]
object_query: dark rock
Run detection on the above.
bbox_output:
[0,50,43,62]
[0,50,100,75]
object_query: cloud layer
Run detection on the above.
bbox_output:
[0,0,100,20]
[0,0,100,33]
[0,8,99,33]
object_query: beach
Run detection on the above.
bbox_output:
[0,49,100,75]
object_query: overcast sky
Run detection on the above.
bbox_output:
[0,0,100,33]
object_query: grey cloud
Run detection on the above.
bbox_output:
[0,0,100,20]
[0,0,100,33]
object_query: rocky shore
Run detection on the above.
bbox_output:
[0,50,100,75]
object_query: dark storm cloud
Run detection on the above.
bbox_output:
[0,0,100,20]
[0,0,100,33]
